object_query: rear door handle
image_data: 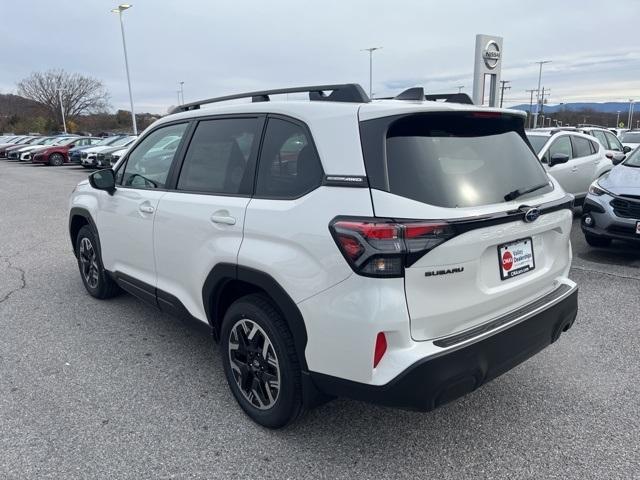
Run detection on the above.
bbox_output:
[139,204,155,214]
[571,166,578,172]
[210,215,236,225]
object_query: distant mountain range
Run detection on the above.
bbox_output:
[508,102,634,114]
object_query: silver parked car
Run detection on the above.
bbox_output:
[526,129,612,203]
[581,147,640,247]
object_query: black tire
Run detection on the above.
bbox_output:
[220,294,304,428]
[585,233,612,248]
[49,153,64,166]
[75,225,120,299]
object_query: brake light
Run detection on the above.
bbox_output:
[373,332,387,368]
[330,218,456,277]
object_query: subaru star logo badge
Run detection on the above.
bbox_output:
[524,208,541,223]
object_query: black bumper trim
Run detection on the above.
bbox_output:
[310,287,578,411]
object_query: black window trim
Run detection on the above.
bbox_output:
[250,113,325,201]
[170,113,267,198]
[114,119,193,192]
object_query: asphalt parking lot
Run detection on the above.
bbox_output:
[1,160,639,479]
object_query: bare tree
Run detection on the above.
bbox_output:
[17,69,110,126]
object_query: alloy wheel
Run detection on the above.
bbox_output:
[228,318,281,410]
[79,237,99,289]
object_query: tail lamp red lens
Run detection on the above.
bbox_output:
[373,332,387,368]
[330,218,456,277]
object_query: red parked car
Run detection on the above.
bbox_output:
[31,137,99,166]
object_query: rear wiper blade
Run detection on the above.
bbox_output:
[504,182,550,201]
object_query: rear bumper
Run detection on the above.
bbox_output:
[310,284,578,411]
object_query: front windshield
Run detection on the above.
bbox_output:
[43,137,62,145]
[97,136,122,146]
[621,132,640,144]
[111,136,135,147]
[27,137,44,144]
[526,134,550,154]
[624,148,640,167]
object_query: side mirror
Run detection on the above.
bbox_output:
[612,153,626,165]
[548,153,570,167]
[89,169,116,194]
[623,146,632,154]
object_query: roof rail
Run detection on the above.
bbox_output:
[171,83,370,113]
[379,88,474,105]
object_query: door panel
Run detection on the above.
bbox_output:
[153,116,263,321]
[154,193,249,321]
[99,122,189,286]
[97,188,165,286]
[544,136,578,193]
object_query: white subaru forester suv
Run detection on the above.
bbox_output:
[68,84,578,428]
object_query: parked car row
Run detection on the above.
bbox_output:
[0,133,136,167]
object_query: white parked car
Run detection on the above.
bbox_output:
[619,131,640,151]
[80,135,137,168]
[527,130,612,202]
[69,84,578,428]
[577,126,630,160]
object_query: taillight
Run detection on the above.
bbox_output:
[329,217,456,277]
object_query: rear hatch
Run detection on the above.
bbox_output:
[359,109,574,341]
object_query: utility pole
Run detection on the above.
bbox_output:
[111,4,137,135]
[499,80,511,108]
[629,99,635,129]
[176,90,181,106]
[179,81,184,105]
[616,111,621,127]
[539,86,550,120]
[526,89,537,129]
[456,85,464,93]
[361,47,382,99]
[533,60,551,128]
[57,88,67,134]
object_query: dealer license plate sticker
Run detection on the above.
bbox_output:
[498,238,535,280]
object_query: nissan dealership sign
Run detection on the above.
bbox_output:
[473,34,503,107]
[482,40,501,69]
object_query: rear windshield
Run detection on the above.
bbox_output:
[526,134,549,154]
[621,132,640,143]
[360,112,552,208]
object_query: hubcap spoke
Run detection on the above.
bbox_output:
[228,318,280,410]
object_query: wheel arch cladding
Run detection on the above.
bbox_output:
[69,208,99,257]
[202,263,310,372]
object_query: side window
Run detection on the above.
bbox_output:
[177,118,258,195]
[547,136,573,161]
[255,118,323,198]
[592,130,608,148]
[589,140,598,154]
[118,123,187,189]
[572,136,593,158]
[605,132,622,151]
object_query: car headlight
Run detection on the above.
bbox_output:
[588,181,609,196]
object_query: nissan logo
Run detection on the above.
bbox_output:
[524,208,541,223]
[482,40,501,69]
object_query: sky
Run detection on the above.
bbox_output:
[1,0,639,114]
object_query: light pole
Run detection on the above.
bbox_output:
[533,60,551,129]
[57,88,67,134]
[525,89,537,129]
[456,85,464,93]
[628,99,635,130]
[179,81,184,105]
[111,4,137,135]
[361,47,382,99]
[616,111,621,128]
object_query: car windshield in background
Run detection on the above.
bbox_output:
[526,134,549,154]
[362,113,553,208]
[624,148,640,167]
[621,132,640,143]
[111,136,135,147]
[97,136,122,146]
